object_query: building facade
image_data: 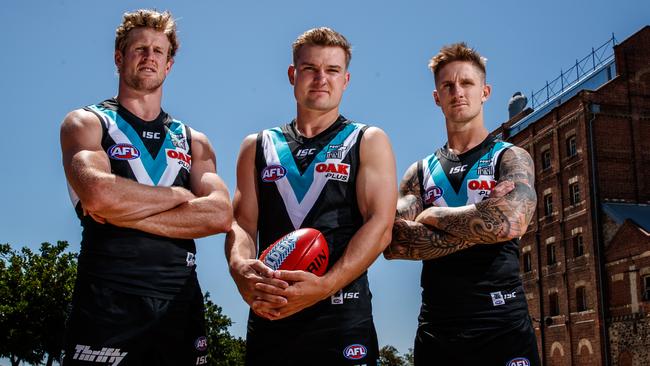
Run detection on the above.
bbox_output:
[494,26,650,366]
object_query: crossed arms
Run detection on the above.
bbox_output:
[385,146,537,260]
[60,109,232,238]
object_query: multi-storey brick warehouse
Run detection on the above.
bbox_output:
[493,26,650,366]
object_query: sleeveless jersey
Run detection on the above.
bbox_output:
[253,116,369,323]
[418,136,528,325]
[67,99,196,299]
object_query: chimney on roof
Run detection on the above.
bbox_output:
[508,92,528,119]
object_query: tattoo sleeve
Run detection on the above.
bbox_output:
[385,219,474,260]
[386,163,475,260]
[430,146,537,243]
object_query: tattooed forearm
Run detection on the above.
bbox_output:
[385,219,474,260]
[417,147,537,243]
[396,163,422,220]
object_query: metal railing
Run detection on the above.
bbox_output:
[529,34,617,109]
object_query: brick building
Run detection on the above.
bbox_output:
[493,26,650,366]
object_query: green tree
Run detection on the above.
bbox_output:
[403,348,414,366]
[379,345,406,366]
[0,241,77,366]
[203,292,246,365]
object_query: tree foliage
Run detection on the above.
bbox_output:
[379,345,406,366]
[0,241,77,366]
[0,242,245,366]
[203,292,246,365]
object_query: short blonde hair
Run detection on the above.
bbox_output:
[428,42,487,82]
[115,9,179,59]
[292,27,352,68]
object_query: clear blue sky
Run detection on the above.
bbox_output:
[1,0,648,357]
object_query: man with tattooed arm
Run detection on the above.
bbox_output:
[385,43,540,365]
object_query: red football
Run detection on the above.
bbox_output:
[259,228,329,276]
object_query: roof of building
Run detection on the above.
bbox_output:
[602,202,650,232]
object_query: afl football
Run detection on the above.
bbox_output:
[259,228,329,276]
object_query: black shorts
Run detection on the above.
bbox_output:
[246,276,378,366]
[414,316,540,366]
[63,277,207,366]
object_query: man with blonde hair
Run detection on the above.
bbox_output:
[226,27,396,365]
[61,9,232,365]
[385,43,540,365]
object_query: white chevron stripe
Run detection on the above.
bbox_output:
[262,128,363,229]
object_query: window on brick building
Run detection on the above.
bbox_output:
[644,276,650,301]
[569,183,581,205]
[523,253,532,272]
[547,244,556,265]
[576,286,588,311]
[541,149,552,170]
[549,292,560,316]
[544,194,553,217]
[567,135,577,157]
[573,235,585,257]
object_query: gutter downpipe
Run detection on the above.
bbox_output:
[587,102,611,365]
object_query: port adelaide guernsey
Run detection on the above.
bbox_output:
[417,136,529,325]
[67,99,197,300]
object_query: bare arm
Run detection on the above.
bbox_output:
[61,109,195,221]
[225,135,288,316]
[260,127,398,319]
[110,130,233,238]
[384,162,477,260]
[415,146,536,243]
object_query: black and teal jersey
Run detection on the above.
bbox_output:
[67,99,197,300]
[255,115,367,266]
[417,136,529,325]
[251,116,375,326]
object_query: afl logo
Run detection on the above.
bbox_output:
[194,336,207,352]
[424,186,443,204]
[507,358,530,366]
[261,165,286,182]
[343,344,367,360]
[108,144,140,160]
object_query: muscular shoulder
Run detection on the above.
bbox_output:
[359,126,392,152]
[60,108,103,150]
[189,128,216,161]
[61,108,101,133]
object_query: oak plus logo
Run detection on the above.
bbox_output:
[166,149,192,171]
[315,163,350,182]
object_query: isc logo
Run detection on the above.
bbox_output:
[424,186,443,204]
[261,165,287,182]
[507,358,530,366]
[449,165,467,174]
[343,344,367,360]
[108,144,140,160]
